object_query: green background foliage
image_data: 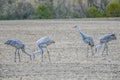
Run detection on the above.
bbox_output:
[35,4,52,19]
[87,7,103,18]
[105,1,120,17]
[0,0,120,20]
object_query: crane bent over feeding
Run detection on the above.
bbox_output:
[4,39,32,62]
[73,25,94,57]
[33,36,55,62]
[95,34,116,55]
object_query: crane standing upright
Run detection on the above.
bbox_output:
[95,34,116,55]
[4,39,32,62]
[73,25,94,57]
[33,36,55,62]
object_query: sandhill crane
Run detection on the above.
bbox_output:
[33,36,55,62]
[73,25,94,57]
[4,39,32,62]
[95,33,116,55]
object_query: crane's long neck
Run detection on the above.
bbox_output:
[75,26,87,40]
[79,32,87,40]
[34,48,43,55]
[95,43,103,52]
[21,47,31,60]
[33,47,43,59]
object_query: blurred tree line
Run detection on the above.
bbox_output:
[0,0,120,20]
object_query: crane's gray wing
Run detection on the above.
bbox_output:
[37,36,55,46]
[99,34,116,43]
[83,37,94,46]
[5,39,24,48]
[88,37,94,46]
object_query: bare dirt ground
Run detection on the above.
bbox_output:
[0,19,120,80]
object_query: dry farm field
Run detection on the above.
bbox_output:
[0,19,120,80]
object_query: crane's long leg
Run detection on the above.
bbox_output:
[86,45,89,57]
[14,49,17,62]
[105,44,108,55]
[41,48,44,62]
[21,47,31,60]
[46,47,51,62]
[102,44,106,56]
[91,46,94,56]
[18,49,21,62]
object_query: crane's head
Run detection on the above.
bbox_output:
[4,39,12,45]
[49,38,55,45]
[73,25,80,32]
[52,40,55,44]
[73,25,79,29]
[110,34,116,40]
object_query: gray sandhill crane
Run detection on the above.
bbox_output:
[33,36,55,62]
[73,25,94,57]
[4,39,32,62]
[95,33,116,55]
